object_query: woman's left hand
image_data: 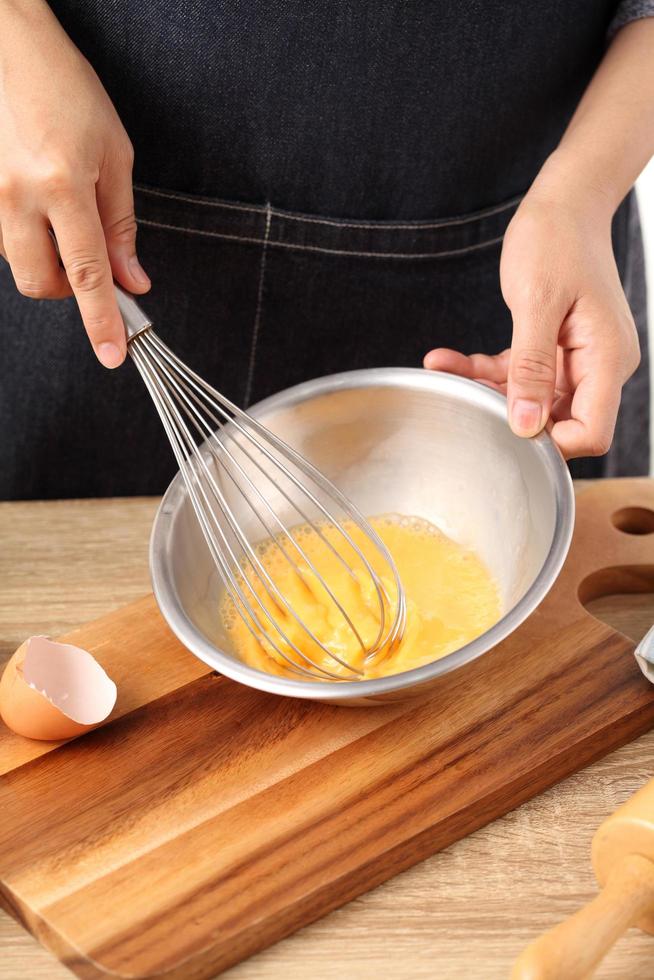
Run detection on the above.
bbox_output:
[424,158,641,460]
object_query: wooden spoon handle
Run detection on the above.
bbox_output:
[511,854,654,980]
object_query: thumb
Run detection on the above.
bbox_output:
[507,294,564,438]
[96,157,150,294]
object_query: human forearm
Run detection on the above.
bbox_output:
[0,0,150,366]
[425,19,653,459]
[536,17,654,216]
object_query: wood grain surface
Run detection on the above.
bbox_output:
[1,485,653,980]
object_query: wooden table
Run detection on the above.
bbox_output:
[1,490,653,980]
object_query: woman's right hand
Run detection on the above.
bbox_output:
[0,0,150,367]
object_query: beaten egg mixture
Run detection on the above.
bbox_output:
[220,515,501,680]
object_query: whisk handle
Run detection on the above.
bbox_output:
[115,284,153,342]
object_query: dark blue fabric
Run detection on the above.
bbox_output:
[0,1,648,498]
[50,0,617,220]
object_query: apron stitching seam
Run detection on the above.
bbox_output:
[134,184,522,229]
[273,195,523,230]
[135,184,268,215]
[137,218,506,258]
[243,203,272,406]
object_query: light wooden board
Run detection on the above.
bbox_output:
[0,488,645,976]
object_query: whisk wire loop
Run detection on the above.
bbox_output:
[127,323,406,679]
[145,332,395,655]
[137,336,370,673]
[131,342,344,680]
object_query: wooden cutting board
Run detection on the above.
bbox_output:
[1,479,654,980]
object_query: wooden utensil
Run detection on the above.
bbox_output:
[512,779,654,980]
[1,479,654,980]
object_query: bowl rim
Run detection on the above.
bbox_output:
[149,367,575,700]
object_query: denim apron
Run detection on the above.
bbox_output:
[1,0,648,498]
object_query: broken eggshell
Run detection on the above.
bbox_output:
[0,636,117,741]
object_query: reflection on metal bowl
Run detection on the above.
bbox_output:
[150,368,574,705]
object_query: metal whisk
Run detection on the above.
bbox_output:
[116,286,406,680]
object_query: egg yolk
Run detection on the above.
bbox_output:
[219,515,501,680]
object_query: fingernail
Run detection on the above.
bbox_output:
[97,342,124,369]
[510,398,542,436]
[128,255,150,286]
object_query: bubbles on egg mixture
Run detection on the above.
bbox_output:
[217,511,501,681]
[292,524,315,540]
[372,513,446,537]
[219,512,444,635]
[220,584,250,632]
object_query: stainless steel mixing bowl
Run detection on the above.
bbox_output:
[150,368,575,705]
